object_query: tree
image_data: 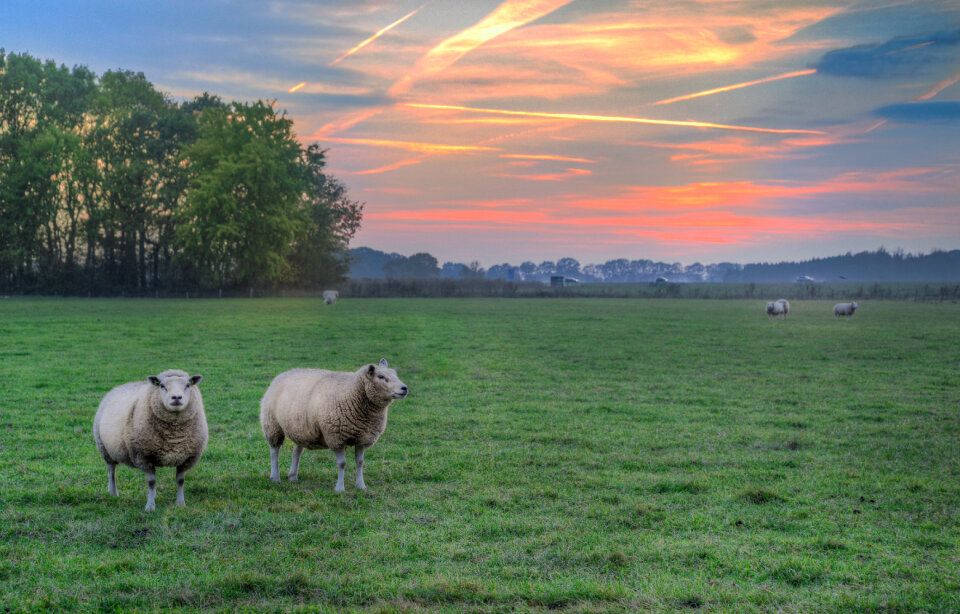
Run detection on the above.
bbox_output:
[177,101,305,287]
[288,145,363,285]
[459,261,485,278]
[383,252,440,278]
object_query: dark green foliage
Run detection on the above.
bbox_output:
[1,297,958,611]
[0,50,361,294]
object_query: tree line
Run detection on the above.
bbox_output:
[0,50,362,294]
[350,247,960,283]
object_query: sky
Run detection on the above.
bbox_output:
[4,0,960,266]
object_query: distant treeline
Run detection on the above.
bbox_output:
[0,50,361,295]
[341,277,960,302]
[349,246,960,283]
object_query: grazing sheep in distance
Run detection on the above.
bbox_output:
[322,290,339,305]
[766,301,786,319]
[260,358,408,492]
[93,370,207,511]
[834,301,859,320]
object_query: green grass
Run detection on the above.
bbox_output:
[1,297,959,612]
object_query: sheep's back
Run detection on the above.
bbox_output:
[94,381,150,464]
[262,369,357,447]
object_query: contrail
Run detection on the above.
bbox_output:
[329,3,427,66]
[650,70,817,106]
[911,68,960,102]
[407,103,827,135]
[307,135,499,154]
[288,81,307,93]
[501,154,596,163]
[390,0,576,95]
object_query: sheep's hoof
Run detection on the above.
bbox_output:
[334,485,345,493]
[288,475,299,482]
[270,475,281,483]
[144,503,156,512]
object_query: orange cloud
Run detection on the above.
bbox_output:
[501,154,596,163]
[650,69,816,105]
[308,109,384,138]
[288,81,307,93]
[329,3,426,66]
[349,158,424,175]
[911,68,960,102]
[305,136,498,155]
[407,102,826,135]
[390,0,577,95]
[497,167,592,181]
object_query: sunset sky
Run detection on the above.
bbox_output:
[6,0,960,265]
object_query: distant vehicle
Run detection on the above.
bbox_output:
[654,276,669,284]
[550,276,579,287]
[796,275,815,283]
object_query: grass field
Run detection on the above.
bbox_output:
[1,297,959,612]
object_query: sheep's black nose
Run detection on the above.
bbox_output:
[171,395,182,402]
[400,386,408,392]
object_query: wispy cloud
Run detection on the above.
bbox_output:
[497,167,592,181]
[329,3,427,66]
[500,154,596,163]
[389,0,577,95]
[406,103,826,135]
[650,69,817,106]
[308,136,499,155]
[911,68,960,101]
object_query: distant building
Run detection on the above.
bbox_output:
[796,275,815,283]
[654,276,669,284]
[550,276,580,287]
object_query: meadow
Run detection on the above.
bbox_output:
[1,297,958,612]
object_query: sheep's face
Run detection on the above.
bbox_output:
[148,374,203,412]
[851,302,858,310]
[364,358,408,403]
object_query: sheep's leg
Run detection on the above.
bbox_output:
[355,446,367,490]
[175,467,187,507]
[288,445,304,482]
[332,448,346,492]
[269,446,281,483]
[144,469,157,512]
[107,462,118,496]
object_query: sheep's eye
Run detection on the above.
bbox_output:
[378,375,385,380]
[160,385,166,390]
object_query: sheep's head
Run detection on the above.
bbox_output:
[851,302,858,310]
[363,358,408,403]
[148,371,203,412]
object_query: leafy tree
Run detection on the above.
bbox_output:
[177,101,306,287]
[288,145,363,285]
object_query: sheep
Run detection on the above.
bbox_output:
[260,358,408,492]
[776,298,790,316]
[93,370,207,511]
[834,301,859,320]
[322,290,339,305]
[766,301,786,319]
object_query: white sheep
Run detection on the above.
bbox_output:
[834,301,859,320]
[93,370,207,510]
[260,358,408,492]
[766,301,786,319]
[776,298,790,316]
[322,290,339,305]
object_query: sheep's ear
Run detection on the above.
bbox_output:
[189,375,203,385]
[148,376,161,387]
[367,364,376,376]
[379,358,388,367]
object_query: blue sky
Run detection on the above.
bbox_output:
[4,0,960,265]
